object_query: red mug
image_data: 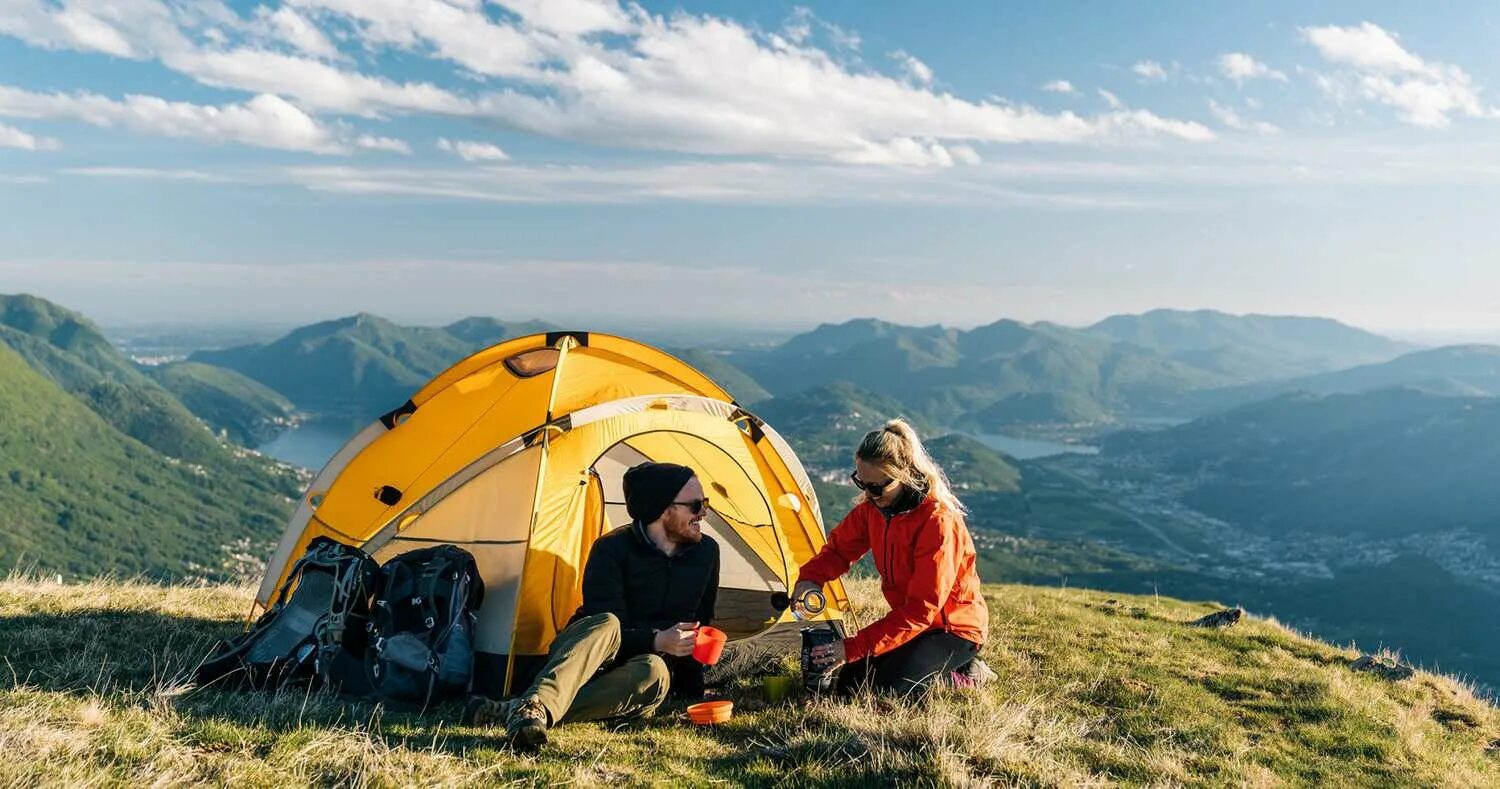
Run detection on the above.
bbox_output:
[692,625,727,665]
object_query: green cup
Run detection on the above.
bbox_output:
[763,675,794,703]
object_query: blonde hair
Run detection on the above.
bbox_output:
[854,418,965,514]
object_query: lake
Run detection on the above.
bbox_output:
[964,432,1099,460]
[257,418,365,470]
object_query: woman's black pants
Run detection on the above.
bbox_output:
[834,630,981,697]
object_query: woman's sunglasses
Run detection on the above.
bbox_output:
[671,497,711,516]
[849,473,894,496]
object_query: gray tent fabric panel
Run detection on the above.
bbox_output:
[368,446,541,654]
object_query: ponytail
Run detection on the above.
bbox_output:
[854,418,966,514]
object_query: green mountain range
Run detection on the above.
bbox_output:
[191,313,563,416]
[730,312,1417,433]
[146,361,297,446]
[0,341,298,580]
[0,295,233,464]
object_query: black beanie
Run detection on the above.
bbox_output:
[623,462,696,525]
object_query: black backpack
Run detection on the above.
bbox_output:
[365,545,485,708]
[196,537,379,691]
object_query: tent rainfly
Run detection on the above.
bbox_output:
[254,331,847,692]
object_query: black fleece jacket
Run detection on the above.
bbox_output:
[571,521,720,692]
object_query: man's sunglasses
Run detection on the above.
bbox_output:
[671,497,711,516]
[849,473,894,496]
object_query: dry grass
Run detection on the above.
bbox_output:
[0,574,1495,787]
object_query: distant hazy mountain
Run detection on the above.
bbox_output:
[665,347,770,404]
[0,341,298,579]
[196,314,773,421]
[735,317,1227,429]
[147,361,297,445]
[442,317,558,347]
[1187,344,1500,413]
[192,313,475,414]
[1087,309,1412,380]
[1105,387,1500,537]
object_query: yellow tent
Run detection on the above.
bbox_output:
[254,331,846,692]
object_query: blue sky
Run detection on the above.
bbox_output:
[3,1,1500,336]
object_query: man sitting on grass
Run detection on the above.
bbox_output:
[465,461,720,751]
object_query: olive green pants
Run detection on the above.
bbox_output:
[523,612,672,725]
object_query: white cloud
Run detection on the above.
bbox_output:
[0,0,1217,167]
[1207,100,1281,135]
[1133,60,1168,82]
[1301,22,1491,128]
[437,138,510,161]
[1042,80,1075,94]
[1097,89,1124,109]
[355,134,410,154]
[0,0,193,59]
[1302,22,1424,74]
[1218,53,1287,84]
[64,166,230,181]
[0,86,347,152]
[891,50,933,86]
[0,121,61,150]
[284,0,545,80]
[490,0,634,36]
[259,7,340,60]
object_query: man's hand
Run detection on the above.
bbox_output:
[653,621,699,657]
[809,639,846,669]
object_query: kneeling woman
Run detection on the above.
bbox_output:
[794,419,988,696]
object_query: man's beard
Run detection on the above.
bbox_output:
[665,516,704,545]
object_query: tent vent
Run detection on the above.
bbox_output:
[546,330,590,347]
[374,485,403,506]
[379,400,417,429]
[504,349,559,378]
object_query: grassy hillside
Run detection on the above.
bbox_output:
[0,294,144,382]
[0,300,231,465]
[147,361,297,446]
[0,576,1493,785]
[0,343,298,580]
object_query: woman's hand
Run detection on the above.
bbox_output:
[809,639,846,669]
[792,580,821,614]
[653,621,699,657]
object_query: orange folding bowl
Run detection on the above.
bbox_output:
[686,700,733,725]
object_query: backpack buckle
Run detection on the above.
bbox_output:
[424,617,435,629]
[412,595,423,605]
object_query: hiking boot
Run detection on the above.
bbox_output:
[461,695,514,727]
[505,697,550,752]
[951,657,998,689]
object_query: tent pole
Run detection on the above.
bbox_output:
[502,335,577,695]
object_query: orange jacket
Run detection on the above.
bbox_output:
[798,495,988,663]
